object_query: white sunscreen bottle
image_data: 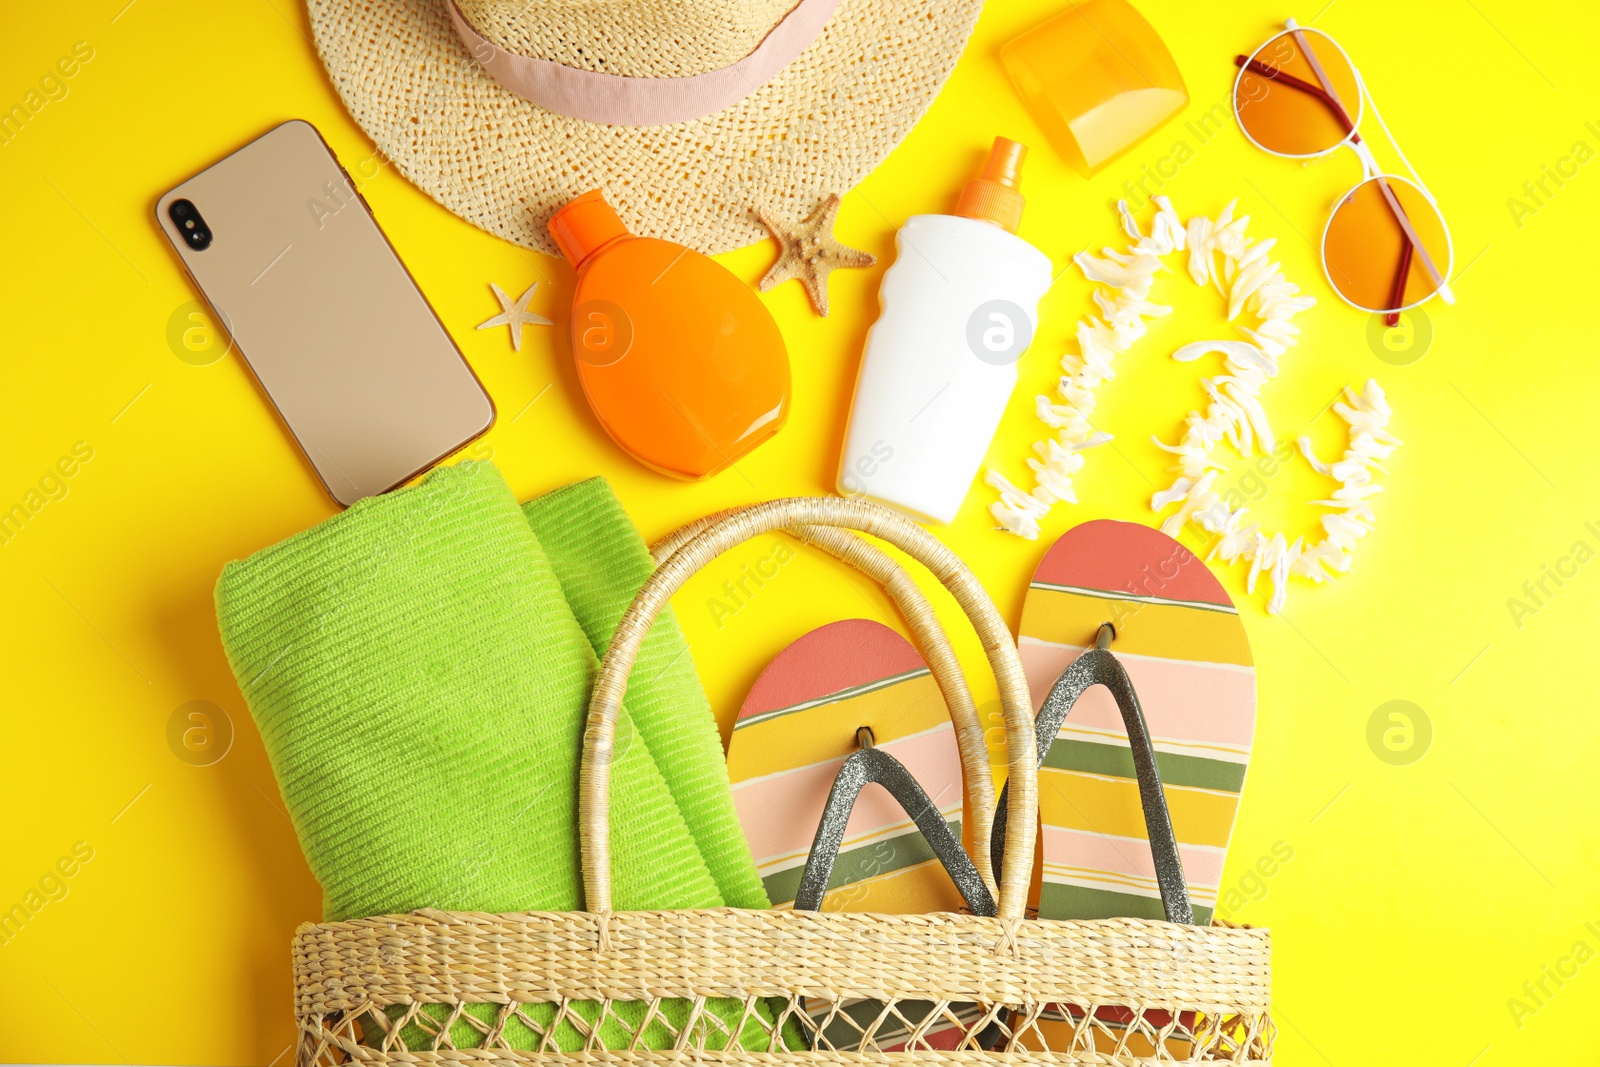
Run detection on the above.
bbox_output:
[837,137,1053,524]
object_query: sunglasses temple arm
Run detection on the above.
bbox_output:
[1288,23,1353,116]
[1359,75,1456,304]
[1234,55,1356,135]
[1370,169,1448,297]
[1383,238,1413,327]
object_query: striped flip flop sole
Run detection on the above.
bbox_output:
[729,617,971,1049]
[1018,519,1256,928]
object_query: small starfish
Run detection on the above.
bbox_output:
[755,194,876,316]
[477,281,552,351]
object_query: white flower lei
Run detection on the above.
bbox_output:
[986,197,1401,614]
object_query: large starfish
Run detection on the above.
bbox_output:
[755,194,876,316]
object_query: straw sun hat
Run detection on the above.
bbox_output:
[306,0,986,256]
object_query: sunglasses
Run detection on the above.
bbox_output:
[1232,19,1455,324]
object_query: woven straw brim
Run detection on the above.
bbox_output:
[306,0,985,256]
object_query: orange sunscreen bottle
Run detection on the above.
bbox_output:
[548,191,790,479]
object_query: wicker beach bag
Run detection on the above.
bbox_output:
[291,498,1273,1066]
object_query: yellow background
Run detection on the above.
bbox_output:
[2,0,1597,1063]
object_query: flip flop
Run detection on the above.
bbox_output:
[998,519,1255,1057]
[728,617,968,915]
[1017,519,1256,927]
[728,617,984,1050]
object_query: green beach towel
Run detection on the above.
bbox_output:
[216,461,771,1050]
[524,480,768,912]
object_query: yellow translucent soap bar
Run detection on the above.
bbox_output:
[1000,0,1189,176]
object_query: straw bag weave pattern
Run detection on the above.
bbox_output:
[292,498,1273,1065]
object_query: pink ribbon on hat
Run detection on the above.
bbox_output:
[448,0,841,127]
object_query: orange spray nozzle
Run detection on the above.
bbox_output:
[955,137,1028,233]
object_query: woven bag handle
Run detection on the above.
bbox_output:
[650,517,999,901]
[582,497,1038,923]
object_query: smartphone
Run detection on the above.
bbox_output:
[156,119,494,506]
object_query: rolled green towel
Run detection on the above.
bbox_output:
[526,479,769,911]
[216,460,771,1051]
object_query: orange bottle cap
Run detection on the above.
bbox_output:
[955,137,1028,234]
[998,0,1188,177]
[549,190,631,268]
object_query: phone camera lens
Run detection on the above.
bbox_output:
[169,198,212,251]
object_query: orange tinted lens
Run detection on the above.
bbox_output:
[1323,176,1451,312]
[1234,29,1360,156]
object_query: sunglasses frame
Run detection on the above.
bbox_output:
[1232,19,1456,318]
